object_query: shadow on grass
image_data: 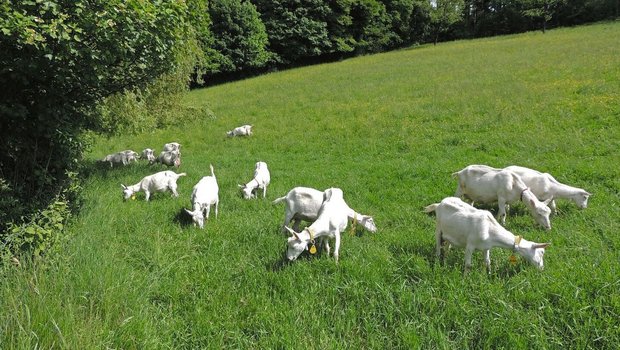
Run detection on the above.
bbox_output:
[173,208,194,228]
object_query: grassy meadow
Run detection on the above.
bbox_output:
[2,22,620,348]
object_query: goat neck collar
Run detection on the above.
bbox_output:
[513,235,523,251]
[305,227,316,243]
[520,188,530,201]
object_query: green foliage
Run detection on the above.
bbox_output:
[1,22,619,347]
[430,0,464,44]
[0,0,198,232]
[209,0,272,73]
[252,0,333,63]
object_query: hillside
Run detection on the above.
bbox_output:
[2,22,619,348]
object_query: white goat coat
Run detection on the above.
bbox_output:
[425,197,550,272]
[185,165,219,229]
[285,188,349,262]
[240,161,270,199]
[453,164,552,230]
[227,125,253,137]
[504,165,590,212]
[273,186,377,233]
[157,150,181,168]
[122,170,186,201]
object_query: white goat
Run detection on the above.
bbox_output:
[163,142,181,154]
[140,148,156,164]
[121,170,186,201]
[453,165,552,230]
[425,197,551,273]
[239,161,270,199]
[284,188,349,262]
[504,165,591,213]
[272,186,377,233]
[156,150,181,168]
[184,165,219,229]
[226,124,253,137]
[102,150,138,167]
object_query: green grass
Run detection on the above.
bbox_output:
[2,22,620,348]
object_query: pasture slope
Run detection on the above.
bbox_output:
[2,22,619,348]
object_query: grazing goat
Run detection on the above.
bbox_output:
[156,150,181,168]
[425,197,550,273]
[163,142,181,154]
[185,165,219,229]
[121,170,186,201]
[453,165,552,230]
[141,148,156,164]
[272,186,377,233]
[102,150,137,167]
[239,161,270,199]
[226,124,253,137]
[284,188,349,262]
[504,165,591,213]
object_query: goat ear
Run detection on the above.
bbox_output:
[543,197,553,205]
[284,226,300,240]
[121,184,127,189]
[184,208,193,216]
[237,184,244,188]
[532,243,551,249]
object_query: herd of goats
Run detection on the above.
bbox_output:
[101,125,591,273]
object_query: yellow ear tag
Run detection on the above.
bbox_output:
[131,195,136,200]
[509,254,518,265]
[309,244,317,255]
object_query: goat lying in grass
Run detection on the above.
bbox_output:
[273,186,377,234]
[239,161,270,199]
[226,124,253,137]
[185,165,219,229]
[284,188,350,263]
[425,197,550,273]
[122,170,186,201]
[453,164,552,230]
[141,148,156,164]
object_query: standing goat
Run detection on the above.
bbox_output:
[121,170,186,201]
[284,188,349,262]
[425,197,550,273]
[504,165,591,213]
[453,165,552,230]
[272,186,377,234]
[185,165,219,229]
[239,161,270,199]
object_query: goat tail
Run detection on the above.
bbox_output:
[209,164,215,177]
[451,171,459,178]
[177,172,187,178]
[424,203,439,213]
[272,196,286,205]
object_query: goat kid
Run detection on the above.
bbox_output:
[157,150,181,168]
[425,197,550,273]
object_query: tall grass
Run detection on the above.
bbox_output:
[1,22,619,348]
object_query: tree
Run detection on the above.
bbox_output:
[521,0,565,33]
[430,0,464,44]
[252,0,333,64]
[0,0,196,228]
[209,0,271,73]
